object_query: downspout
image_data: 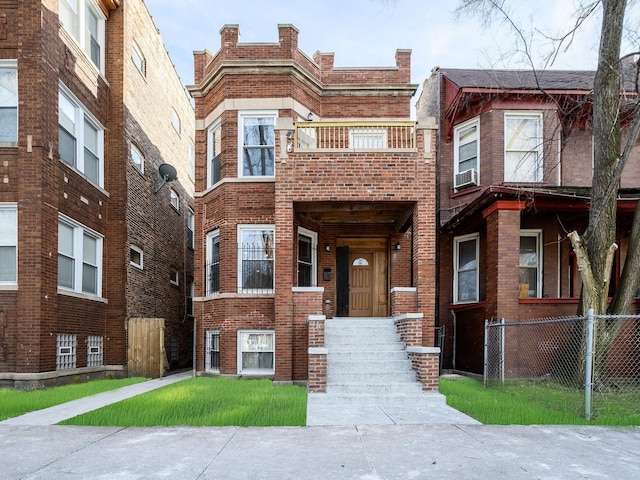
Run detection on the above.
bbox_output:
[450,309,457,371]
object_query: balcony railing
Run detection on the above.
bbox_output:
[294,121,416,151]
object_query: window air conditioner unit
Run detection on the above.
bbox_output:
[455,168,478,189]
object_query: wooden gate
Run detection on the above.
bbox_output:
[127,317,167,378]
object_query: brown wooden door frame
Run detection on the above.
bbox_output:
[336,238,388,317]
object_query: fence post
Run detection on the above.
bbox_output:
[500,318,505,384]
[584,308,595,421]
[483,320,489,387]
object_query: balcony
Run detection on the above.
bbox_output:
[294,121,416,151]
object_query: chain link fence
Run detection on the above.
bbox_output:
[484,311,640,420]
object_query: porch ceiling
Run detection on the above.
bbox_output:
[294,201,415,232]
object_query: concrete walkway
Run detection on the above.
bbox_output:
[0,371,192,426]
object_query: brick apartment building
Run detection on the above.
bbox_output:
[188,25,440,388]
[417,67,640,375]
[0,0,194,387]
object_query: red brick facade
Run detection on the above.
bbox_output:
[0,0,194,387]
[418,67,640,374]
[190,25,438,384]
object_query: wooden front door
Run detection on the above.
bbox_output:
[349,253,374,317]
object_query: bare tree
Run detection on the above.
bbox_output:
[458,0,640,316]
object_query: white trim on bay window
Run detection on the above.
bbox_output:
[237,224,275,294]
[519,230,543,298]
[504,112,543,183]
[206,229,220,295]
[207,119,222,188]
[237,330,275,375]
[238,111,277,178]
[453,116,479,189]
[297,227,317,287]
[453,233,479,303]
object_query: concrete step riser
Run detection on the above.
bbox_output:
[328,351,410,362]
[327,383,424,395]
[328,372,417,382]
[307,393,447,406]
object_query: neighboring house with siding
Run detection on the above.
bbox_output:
[0,0,194,387]
[417,67,640,375]
[188,25,440,389]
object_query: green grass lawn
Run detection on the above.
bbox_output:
[440,376,640,425]
[60,377,308,427]
[0,377,147,421]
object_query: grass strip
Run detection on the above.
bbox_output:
[0,377,147,421]
[60,377,307,427]
[440,377,640,425]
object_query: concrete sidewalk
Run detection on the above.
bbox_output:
[2,424,640,479]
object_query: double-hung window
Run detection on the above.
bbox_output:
[0,203,17,284]
[206,230,220,295]
[297,227,317,287]
[237,330,274,375]
[205,330,220,372]
[208,121,221,187]
[187,209,194,249]
[519,230,543,298]
[238,225,274,294]
[59,0,105,72]
[454,117,479,188]
[58,86,104,186]
[131,42,146,77]
[0,60,18,143]
[58,215,103,297]
[454,233,479,303]
[170,188,180,211]
[130,144,144,173]
[239,112,276,177]
[504,112,543,183]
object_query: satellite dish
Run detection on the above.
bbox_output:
[158,163,178,182]
[154,163,178,193]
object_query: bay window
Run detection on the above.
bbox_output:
[58,215,103,297]
[239,112,276,177]
[519,230,543,298]
[59,0,105,71]
[0,203,17,284]
[454,233,479,303]
[237,330,274,375]
[0,60,18,143]
[238,225,274,293]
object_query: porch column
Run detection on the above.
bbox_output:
[274,197,294,381]
[483,203,521,320]
[412,200,436,345]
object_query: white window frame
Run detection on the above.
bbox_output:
[131,41,146,76]
[188,140,195,182]
[58,84,104,187]
[0,59,18,144]
[171,108,181,135]
[130,244,143,269]
[58,214,103,297]
[0,203,18,285]
[349,127,387,149]
[520,229,543,298]
[504,112,543,183]
[297,227,317,287]
[59,0,106,72]
[207,120,222,187]
[206,229,220,295]
[169,188,180,211]
[237,225,275,294]
[56,333,77,370]
[453,233,479,304]
[205,330,220,372]
[237,330,275,375]
[86,335,103,367]
[187,209,194,249]
[238,111,277,178]
[130,144,144,173]
[170,268,179,286]
[453,116,480,184]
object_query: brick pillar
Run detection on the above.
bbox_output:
[484,205,521,321]
[308,315,327,392]
[274,200,294,381]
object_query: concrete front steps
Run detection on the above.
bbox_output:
[315,317,445,406]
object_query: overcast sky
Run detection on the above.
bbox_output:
[143,0,636,106]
